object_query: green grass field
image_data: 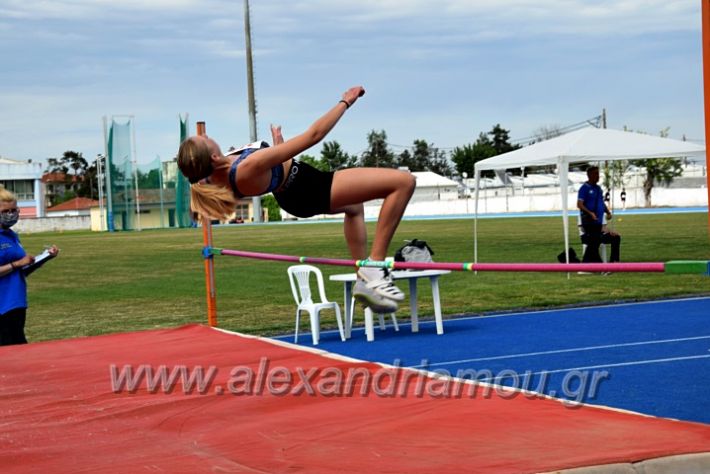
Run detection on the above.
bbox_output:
[18,212,710,343]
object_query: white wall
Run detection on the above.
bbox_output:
[369,187,708,218]
[14,216,91,233]
[13,184,710,230]
[410,186,459,202]
[288,186,707,222]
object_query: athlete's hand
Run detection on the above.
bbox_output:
[342,86,365,107]
[270,124,284,145]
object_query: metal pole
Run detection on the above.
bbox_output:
[96,154,105,231]
[244,0,263,222]
[130,115,141,231]
[103,116,114,232]
[158,155,165,228]
[702,0,710,237]
[197,121,218,327]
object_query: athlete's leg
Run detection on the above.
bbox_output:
[330,168,415,261]
[333,203,367,260]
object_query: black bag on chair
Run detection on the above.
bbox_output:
[395,239,435,264]
[557,247,580,264]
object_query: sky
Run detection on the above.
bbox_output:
[0,0,705,166]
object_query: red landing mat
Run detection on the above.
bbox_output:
[1,324,709,473]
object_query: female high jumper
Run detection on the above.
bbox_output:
[176,86,416,313]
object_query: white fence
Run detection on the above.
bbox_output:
[367,187,708,219]
[13,187,710,231]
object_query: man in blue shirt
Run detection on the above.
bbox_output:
[577,166,621,263]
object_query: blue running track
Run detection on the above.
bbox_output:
[275,297,710,424]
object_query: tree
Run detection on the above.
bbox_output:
[409,140,432,171]
[488,124,520,155]
[601,160,628,195]
[46,157,68,175]
[360,130,395,168]
[66,151,88,186]
[77,160,100,200]
[430,153,453,176]
[297,154,329,171]
[487,124,522,176]
[413,140,452,176]
[629,127,684,207]
[261,194,282,221]
[451,132,497,177]
[136,168,162,189]
[395,149,415,170]
[46,151,89,204]
[451,144,474,176]
[632,158,683,207]
[320,141,355,170]
[451,125,519,178]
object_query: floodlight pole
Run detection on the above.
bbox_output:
[197,121,218,327]
[703,0,710,237]
[244,0,263,223]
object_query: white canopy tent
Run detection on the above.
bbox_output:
[473,127,706,263]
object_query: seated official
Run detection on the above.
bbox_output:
[577,166,621,263]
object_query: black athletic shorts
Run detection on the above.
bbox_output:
[273,160,334,218]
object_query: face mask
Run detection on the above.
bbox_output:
[0,210,19,228]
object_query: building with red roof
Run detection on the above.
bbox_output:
[46,197,99,217]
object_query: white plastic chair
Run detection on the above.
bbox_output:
[287,265,345,345]
[349,301,399,342]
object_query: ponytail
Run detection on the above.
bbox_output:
[190,183,238,221]
[178,136,237,221]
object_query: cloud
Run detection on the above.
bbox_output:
[0,0,210,20]
[2,0,698,36]
[0,0,702,162]
[251,0,698,38]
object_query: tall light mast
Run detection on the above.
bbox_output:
[244,0,262,222]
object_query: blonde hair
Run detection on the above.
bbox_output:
[189,183,238,221]
[177,137,237,221]
[0,186,17,203]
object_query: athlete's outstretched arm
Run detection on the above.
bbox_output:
[243,86,365,173]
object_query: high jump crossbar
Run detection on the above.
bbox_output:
[208,247,710,275]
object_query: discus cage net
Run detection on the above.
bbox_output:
[101,115,192,231]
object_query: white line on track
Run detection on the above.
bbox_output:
[506,354,710,378]
[409,335,710,368]
[308,296,710,337]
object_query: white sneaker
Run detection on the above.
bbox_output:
[357,267,405,301]
[353,278,399,313]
